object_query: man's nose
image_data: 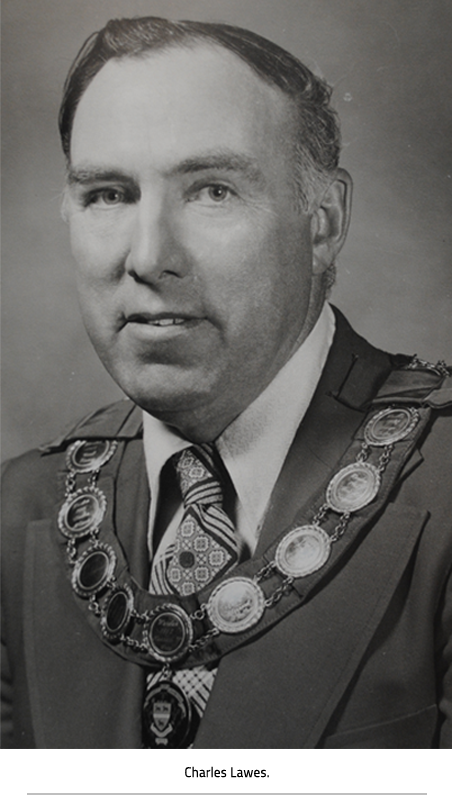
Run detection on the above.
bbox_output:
[125,196,188,283]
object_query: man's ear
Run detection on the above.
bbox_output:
[311,168,353,275]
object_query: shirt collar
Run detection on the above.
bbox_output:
[142,302,335,544]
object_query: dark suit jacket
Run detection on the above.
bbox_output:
[2,310,452,748]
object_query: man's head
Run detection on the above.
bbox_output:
[59,17,341,213]
[61,17,352,441]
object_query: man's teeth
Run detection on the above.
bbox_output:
[152,318,185,326]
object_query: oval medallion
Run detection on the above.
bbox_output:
[144,605,193,663]
[58,487,107,539]
[207,577,265,634]
[364,407,419,447]
[326,462,380,514]
[101,585,134,641]
[275,525,331,578]
[72,543,116,598]
[66,439,117,473]
[143,680,197,748]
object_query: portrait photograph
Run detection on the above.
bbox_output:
[2,0,451,776]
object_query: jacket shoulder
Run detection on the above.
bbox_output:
[1,399,141,527]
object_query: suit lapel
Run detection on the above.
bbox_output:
[256,308,393,554]
[24,437,150,748]
[194,501,428,748]
[195,309,425,748]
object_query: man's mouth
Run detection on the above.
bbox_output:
[124,312,202,329]
[147,317,186,327]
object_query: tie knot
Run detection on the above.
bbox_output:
[175,444,224,507]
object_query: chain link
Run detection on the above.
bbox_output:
[312,503,329,526]
[264,576,294,607]
[88,596,102,616]
[87,470,100,488]
[377,444,394,473]
[190,603,208,621]
[329,512,351,543]
[120,633,149,653]
[65,470,76,498]
[255,561,276,583]
[188,626,220,652]
[66,539,78,564]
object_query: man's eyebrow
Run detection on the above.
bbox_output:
[67,167,136,186]
[170,152,265,184]
[67,152,265,186]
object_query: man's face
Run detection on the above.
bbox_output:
[66,44,319,439]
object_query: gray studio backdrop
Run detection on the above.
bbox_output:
[2,0,452,461]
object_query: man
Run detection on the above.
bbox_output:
[2,16,451,749]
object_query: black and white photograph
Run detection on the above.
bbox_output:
[2,0,451,766]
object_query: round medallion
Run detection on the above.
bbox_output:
[100,585,134,641]
[58,487,107,539]
[326,462,381,514]
[144,605,193,663]
[364,407,419,447]
[72,543,116,598]
[66,439,117,473]
[275,525,331,578]
[207,577,265,634]
[142,680,197,748]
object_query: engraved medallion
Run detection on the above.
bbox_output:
[144,605,193,663]
[364,407,419,446]
[100,585,134,641]
[58,487,107,539]
[66,439,117,473]
[275,525,331,578]
[72,543,116,598]
[326,462,380,514]
[207,577,265,634]
[142,681,197,748]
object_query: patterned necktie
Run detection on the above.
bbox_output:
[145,444,237,747]
[166,444,237,595]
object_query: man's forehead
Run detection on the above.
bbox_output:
[73,41,295,127]
[70,42,298,169]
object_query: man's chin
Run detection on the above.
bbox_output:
[120,378,212,419]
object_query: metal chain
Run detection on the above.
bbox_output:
[264,576,294,608]
[255,561,276,583]
[312,503,329,526]
[58,410,407,665]
[188,626,220,652]
[377,444,394,473]
[87,470,100,488]
[88,596,102,616]
[65,470,76,498]
[329,512,351,543]
[66,539,78,564]
[356,443,371,463]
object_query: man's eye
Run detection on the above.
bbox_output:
[189,184,233,204]
[87,188,126,206]
[206,184,230,202]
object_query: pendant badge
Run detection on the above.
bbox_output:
[275,525,331,578]
[58,487,107,539]
[144,605,193,663]
[326,462,380,514]
[142,681,197,748]
[66,439,117,473]
[72,543,116,598]
[100,585,134,641]
[364,407,419,447]
[207,577,265,634]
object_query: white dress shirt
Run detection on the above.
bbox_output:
[143,303,335,576]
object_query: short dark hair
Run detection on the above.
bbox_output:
[59,16,341,210]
